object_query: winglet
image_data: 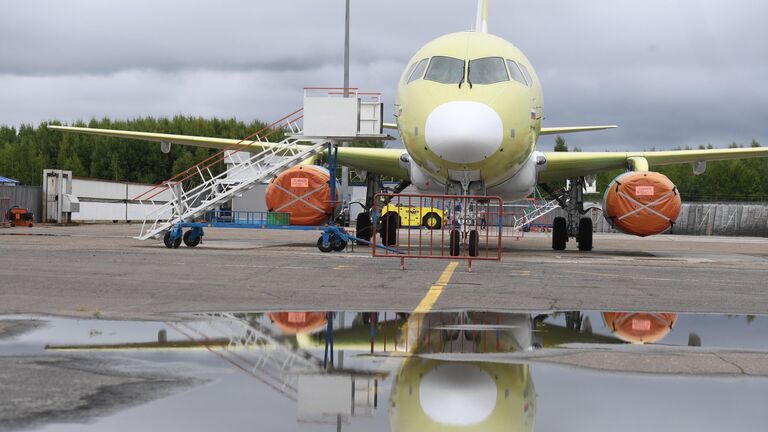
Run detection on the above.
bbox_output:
[475,0,488,33]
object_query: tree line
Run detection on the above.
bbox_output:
[0,119,765,201]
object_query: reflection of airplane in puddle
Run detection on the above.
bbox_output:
[45,310,690,431]
[300,310,692,431]
[297,311,620,431]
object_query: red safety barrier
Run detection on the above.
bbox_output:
[371,193,503,271]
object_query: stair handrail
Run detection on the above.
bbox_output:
[133,108,304,202]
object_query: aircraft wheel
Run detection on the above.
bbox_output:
[468,230,479,257]
[422,212,442,230]
[317,236,333,253]
[355,212,372,242]
[552,217,567,251]
[183,230,202,247]
[577,217,593,251]
[449,229,461,256]
[380,212,399,246]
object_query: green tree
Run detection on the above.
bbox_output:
[554,136,568,152]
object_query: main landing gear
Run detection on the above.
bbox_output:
[545,177,594,252]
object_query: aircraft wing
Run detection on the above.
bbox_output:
[539,147,768,183]
[540,125,618,135]
[49,125,408,179]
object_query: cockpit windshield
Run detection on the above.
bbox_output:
[424,56,465,84]
[407,58,429,84]
[468,57,509,84]
[506,60,528,86]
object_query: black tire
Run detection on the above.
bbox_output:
[183,230,202,247]
[317,236,333,253]
[380,212,399,246]
[577,217,593,251]
[422,212,442,230]
[468,230,479,257]
[449,229,461,256]
[552,217,567,251]
[332,237,347,252]
[355,212,372,242]
[163,232,174,249]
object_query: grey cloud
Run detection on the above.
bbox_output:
[0,0,766,151]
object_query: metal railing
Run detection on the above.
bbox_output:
[371,193,503,271]
[134,110,329,240]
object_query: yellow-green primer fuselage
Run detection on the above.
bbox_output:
[396,31,544,198]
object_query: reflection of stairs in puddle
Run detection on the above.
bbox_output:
[170,312,322,401]
[172,312,382,422]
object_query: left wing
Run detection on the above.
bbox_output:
[540,147,768,183]
[49,125,408,179]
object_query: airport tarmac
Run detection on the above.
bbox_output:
[1,225,767,431]
[0,224,766,318]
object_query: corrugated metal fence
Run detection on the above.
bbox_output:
[546,201,768,237]
[0,185,41,222]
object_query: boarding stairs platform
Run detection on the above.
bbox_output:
[135,88,391,241]
[511,190,561,231]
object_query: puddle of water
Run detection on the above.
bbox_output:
[1,310,767,431]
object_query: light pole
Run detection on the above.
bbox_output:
[341,0,350,225]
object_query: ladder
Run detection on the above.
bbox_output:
[512,194,561,231]
[135,111,327,241]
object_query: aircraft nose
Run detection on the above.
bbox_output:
[424,101,504,164]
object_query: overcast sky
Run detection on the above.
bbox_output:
[1,0,766,151]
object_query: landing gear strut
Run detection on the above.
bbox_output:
[543,177,594,252]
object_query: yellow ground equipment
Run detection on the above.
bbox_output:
[380,203,443,229]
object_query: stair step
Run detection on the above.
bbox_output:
[138,138,328,240]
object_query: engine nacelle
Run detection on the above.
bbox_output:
[602,312,678,344]
[603,171,681,237]
[265,165,340,226]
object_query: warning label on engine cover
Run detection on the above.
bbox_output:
[290,178,309,188]
[635,186,655,196]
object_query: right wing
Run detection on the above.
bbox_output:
[49,125,408,179]
[540,125,618,135]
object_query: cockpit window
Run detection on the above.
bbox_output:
[407,58,429,84]
[403,62,418,84]
[468,57,509,84]
[425,56,465,84]
[518,63,533,87]
[506,60,528,86]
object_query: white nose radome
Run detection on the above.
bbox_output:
[425,101,504,164]
[419,363,497,426]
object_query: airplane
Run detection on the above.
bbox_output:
[49,0,768,253]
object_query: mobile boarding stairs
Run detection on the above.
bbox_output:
[135,88,390,242]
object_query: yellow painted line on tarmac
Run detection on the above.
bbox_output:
[413,261,459,314]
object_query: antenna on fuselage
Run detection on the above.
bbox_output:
[475,0,489,33]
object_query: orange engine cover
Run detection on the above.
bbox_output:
[603,171,681,237]
[268,312,328,335]
[265,165,340,226]
[603,312,678,344]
